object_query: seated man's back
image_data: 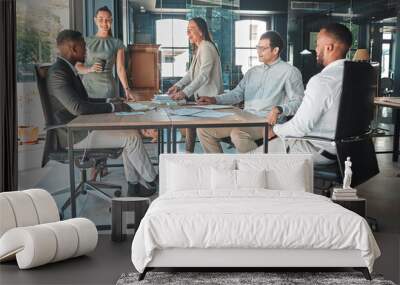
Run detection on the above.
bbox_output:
[266,23,354,165]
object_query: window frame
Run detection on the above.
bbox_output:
[155,16,190,79]
[234,17,269,73]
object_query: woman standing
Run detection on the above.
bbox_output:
[76,6,135,100]
[168,17,223,153]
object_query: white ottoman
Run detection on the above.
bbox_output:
[0,189,98,269]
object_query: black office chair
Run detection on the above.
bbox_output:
[35,64,123,217]
[310,61,379,193]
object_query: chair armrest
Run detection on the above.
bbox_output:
[285,135,335,143]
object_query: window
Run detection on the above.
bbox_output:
[381,43,391,78]
[383,32,392,40]
[17,0,70,190]
[235,19,267,74]
[17,0,69,82]
[381,30,393,78]
[156,19,189,77]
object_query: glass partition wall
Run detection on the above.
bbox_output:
[16,0,397,227]
[128,0,273,92]
[16,0,71,211]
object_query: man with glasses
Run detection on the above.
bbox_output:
[197,31,304,153]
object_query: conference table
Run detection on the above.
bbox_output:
[374,97,400,162]
[66,104,269,217]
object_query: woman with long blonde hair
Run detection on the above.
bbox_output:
[168,17,223,153]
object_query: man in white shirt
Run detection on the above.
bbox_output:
[196,31,304,153]
[265,23,353,165]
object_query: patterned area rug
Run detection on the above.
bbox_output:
[116,271,396,285]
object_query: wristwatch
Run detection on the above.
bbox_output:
[275,106,283,114]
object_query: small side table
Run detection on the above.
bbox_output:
[112,197,150,242]
[332,197,366,218]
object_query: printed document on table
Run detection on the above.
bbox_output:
[191,110,235,118]
[169,108,204,116]
[196,104,234,110]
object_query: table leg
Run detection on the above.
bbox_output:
[134,201,149,231]
[157,129,161,156]
[160,128,165,154]
[68,128,76,218]
[263,124,269,154]
[393,109,399,162]
[172,126,177,153]
[111,201,123,242]
[167,128,171,153]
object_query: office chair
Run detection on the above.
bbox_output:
[35,64,123,217]
[311,61,379,190]
[309,62,380,231]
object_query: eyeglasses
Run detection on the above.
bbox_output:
[256,45,271,52]
[96,17,112,23]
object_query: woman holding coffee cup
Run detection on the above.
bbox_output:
[75,6,135,100]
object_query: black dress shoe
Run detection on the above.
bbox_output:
[136,185,157,197]
[127,182,140,197]
[136,177,158,197]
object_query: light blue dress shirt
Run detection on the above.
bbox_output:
[215,58,304,118]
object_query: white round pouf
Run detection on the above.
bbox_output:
[0,189,98,269]
[0,226,57,269]
[1,192,39,227]
[0,196,17,237]
[42,221,79,262]
[24,189,60,224]
[64,218,98,257]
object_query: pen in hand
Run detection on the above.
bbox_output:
[196,96,217,105]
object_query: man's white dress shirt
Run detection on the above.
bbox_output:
[273,59,346,154]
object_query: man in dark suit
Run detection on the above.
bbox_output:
[47,30,157,197]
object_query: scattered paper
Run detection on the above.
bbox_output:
[115,111,145,116]
[152,94,186,106]
[169,108,204,116]
[128,103,156,111]
[153,94,172,101]
[196,104,234,110]
[191,111,235,118]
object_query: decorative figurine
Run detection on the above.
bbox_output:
[342,157,353,189]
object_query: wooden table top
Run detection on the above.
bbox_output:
[66,102,267,129]
[166,106,267,127]
[67,108,171,129]
[374,97,400,108]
